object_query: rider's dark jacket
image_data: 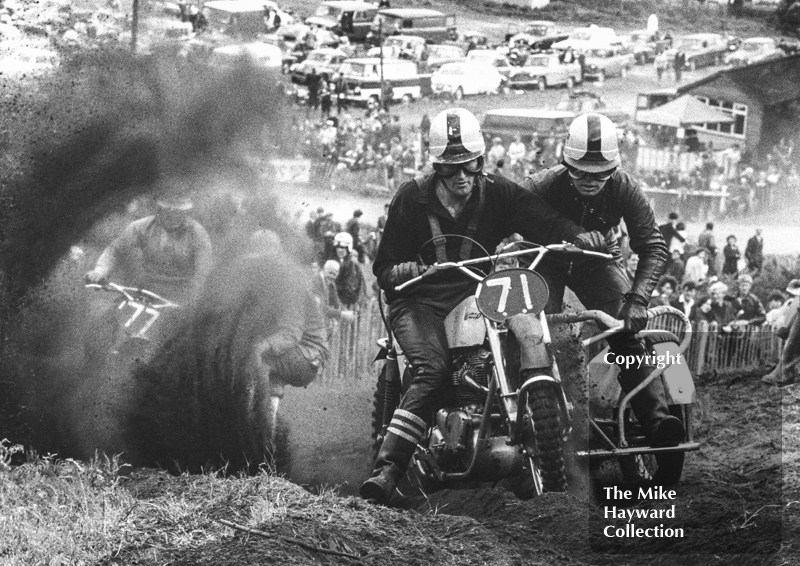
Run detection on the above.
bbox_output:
[523,166,668,304]
[374,172,584,310]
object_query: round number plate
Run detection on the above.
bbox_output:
[475,268,549,322]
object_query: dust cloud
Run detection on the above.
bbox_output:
[0,46,358,476]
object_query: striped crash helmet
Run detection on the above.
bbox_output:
[563,113,621,173]
[429,108,486,165]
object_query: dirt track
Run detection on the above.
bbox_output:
[272,369,796,565]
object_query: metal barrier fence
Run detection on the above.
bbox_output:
[320,302,783,382]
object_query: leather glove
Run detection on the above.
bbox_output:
[573,231,607,252]
[84,270,108,285]
[389,261,425,286]
[618,293,650,334]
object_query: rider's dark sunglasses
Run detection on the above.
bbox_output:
[567,166,616,182]
[433,158,483,178]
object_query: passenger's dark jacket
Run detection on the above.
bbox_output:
[523,165,668,303]
[374,172,584,307]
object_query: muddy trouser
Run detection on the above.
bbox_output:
[368,298,456,476]
[533,257,672,438]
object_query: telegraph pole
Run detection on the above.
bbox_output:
[131,0,139,51]
[378,18,385,110]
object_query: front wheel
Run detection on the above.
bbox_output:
[523,384,568,495]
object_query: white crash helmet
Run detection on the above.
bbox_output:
[429,108,486,165]
[563,113,621,173]
[333,231,353,252]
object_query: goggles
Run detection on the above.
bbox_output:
[433,157,483,178]
[567,166,616,182]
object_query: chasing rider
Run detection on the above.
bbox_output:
[84,192,213,304]
[360,108,611,505]
[522,112,685,451]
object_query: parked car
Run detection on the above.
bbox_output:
[305,1,377,42]
[368,8,456,44]
[556,89,631,127]
[465,49,514,79]
[624,29,669,64]
[552,24,621,52]
[208,42,283,70]
[290,47,347,84]
[725,37,781,66]
[340,57,421,104]
[674,33,729,70]
[583,45,635,80]
[424,43,465,71]
[366,34,426,60]
[508,52,582,90]
[431,61,503,99]
[506,20,558,41]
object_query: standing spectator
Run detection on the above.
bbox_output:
[376,203,389,243]
[698,281,736,329]
[420,113,431,159]
[334,72,347,115]
[654,50,668,81]
[491,158,505,176]
[698,221,718,277]
[333,232,368,309]
[722,234,741,276]
[487,137,506,169]
[315,260,355,323]
[732,273,766,326]
[577,50,586,82]
[307,68,320,110]
[658,211,682,247]
[507,135,527,166]
[665,249,685,282]
[345,209,365,263]
[669,221,687,257]
[320,80,333,117]
[721,143,742,180]
[672,281,699,321]
[381,80,393,111]
[673,50,685,83]
[745,228,764,276]
[683,248,709,287]
[650,275,678,307]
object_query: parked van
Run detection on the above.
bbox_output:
[367,9,456,45]
[203,0,272,38]
[305,1,378,42]
[340,58,421,104]
[481,109,575,144]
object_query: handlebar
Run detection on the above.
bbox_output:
[394,243,613,292]
[86,282,180,309]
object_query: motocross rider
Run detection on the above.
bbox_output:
[84,193,213,303]
[360,108,611,505]
[522,112,685,448]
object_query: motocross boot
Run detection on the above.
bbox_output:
[618,364,685,447]
[359,409,425,505]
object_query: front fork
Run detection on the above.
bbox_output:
[485,314,573,443]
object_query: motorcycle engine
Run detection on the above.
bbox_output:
[450,346,492,406]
